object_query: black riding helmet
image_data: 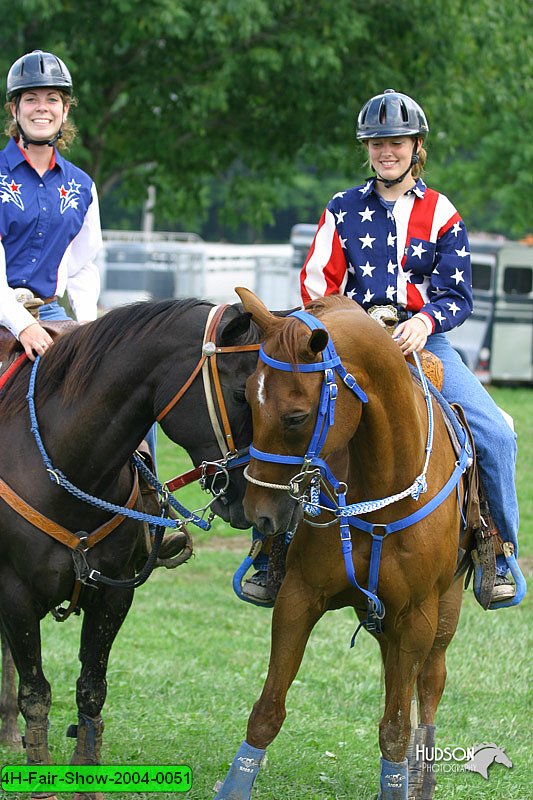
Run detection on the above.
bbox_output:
[6,50,73,148]
[6,50,72,101]
[356,89,429,140]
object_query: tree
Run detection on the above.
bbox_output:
[0,0,531,238]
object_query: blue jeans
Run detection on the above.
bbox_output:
[38,300,70,323]
[38,301,158,468]
[424,334,519,572]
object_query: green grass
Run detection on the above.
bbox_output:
[0,387,531,800]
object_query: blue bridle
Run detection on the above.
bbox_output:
[247,310,472,638]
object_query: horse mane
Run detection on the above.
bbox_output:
[0,298,208,417]
[304,294,359,317]
[264,295,360,368]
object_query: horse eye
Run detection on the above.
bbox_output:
[283,413,309,431]
[233,388,247,404]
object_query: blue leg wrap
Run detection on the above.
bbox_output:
[379,757,408,800]
[213,741,266,800]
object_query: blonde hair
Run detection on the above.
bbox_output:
[3,90,78,150]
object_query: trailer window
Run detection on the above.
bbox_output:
[503,267,533,295]
[471,261,493,291]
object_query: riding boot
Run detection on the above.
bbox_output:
[241,529,271,603]
[138,469,189,566]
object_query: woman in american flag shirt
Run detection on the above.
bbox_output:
[298,89,518,605]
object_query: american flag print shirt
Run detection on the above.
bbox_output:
[300,178,473,334]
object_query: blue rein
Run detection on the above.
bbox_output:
[26,355,211,534]
[249,310,472,637]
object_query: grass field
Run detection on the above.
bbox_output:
[0,386,531,800]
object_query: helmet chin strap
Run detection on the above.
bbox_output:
[17,122,63,148]
[374,141,420,188]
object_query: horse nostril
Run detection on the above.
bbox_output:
[256,516,275,536]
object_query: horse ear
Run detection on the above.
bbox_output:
[307,328,329,357]
[235,287,278,334]
[219,310,253,344]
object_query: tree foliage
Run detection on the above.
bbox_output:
[0,0,531,238]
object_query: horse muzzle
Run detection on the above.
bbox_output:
[243,487,303,537]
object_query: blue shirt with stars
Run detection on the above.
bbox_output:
[300,178,473,334]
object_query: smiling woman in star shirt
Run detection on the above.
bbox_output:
[297,89,519,605]
[0,49,102,360]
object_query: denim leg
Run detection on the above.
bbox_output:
[424,334,519,568]
[144,424,158,475]
[38,301,71,322]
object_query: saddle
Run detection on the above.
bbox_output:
[261,307,502,607]
[0,320,78,377]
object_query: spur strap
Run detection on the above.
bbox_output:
[0,470,140,551]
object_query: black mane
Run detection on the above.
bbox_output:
[0,298,209,417]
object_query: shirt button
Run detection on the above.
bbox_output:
[39,183,44,187]
[42,207,47,211]
[31,258,36,263]
[38,232,43,237]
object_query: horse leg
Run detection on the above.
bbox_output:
[0,582,55,800]
[69,586,134,800]
[0,630,22,748]
[214,575,325,799]
[407,578,463,800]
[378,598,441,800]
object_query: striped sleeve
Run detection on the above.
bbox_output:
[300,208,348,304]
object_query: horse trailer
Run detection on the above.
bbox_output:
[290,224,533,385]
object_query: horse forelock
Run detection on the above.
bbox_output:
[263,316,322,380]
[0,299,209,417]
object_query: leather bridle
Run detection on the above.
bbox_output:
[159,303,259,492]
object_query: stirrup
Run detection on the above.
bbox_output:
[233,540,274,608]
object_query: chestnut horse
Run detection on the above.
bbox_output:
[0,298,258,799]
[214,289,472,800]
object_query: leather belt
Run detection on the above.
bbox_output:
[42,296,59,304]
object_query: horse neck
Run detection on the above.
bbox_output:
[347,360,428,499]
[40,316,206,488]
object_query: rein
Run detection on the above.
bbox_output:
[8,303,258,598]
[245,310,472,636]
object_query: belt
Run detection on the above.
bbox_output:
[42,296,59,304]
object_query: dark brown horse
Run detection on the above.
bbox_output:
[214,289,471,800]
[0,298,258,799]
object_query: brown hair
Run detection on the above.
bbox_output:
[3,90,78,150]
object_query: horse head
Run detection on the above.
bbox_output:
[464,743,513,779]
[236,288,369,537]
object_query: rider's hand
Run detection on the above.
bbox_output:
[19,323,54,361]
[392,315,430,355]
